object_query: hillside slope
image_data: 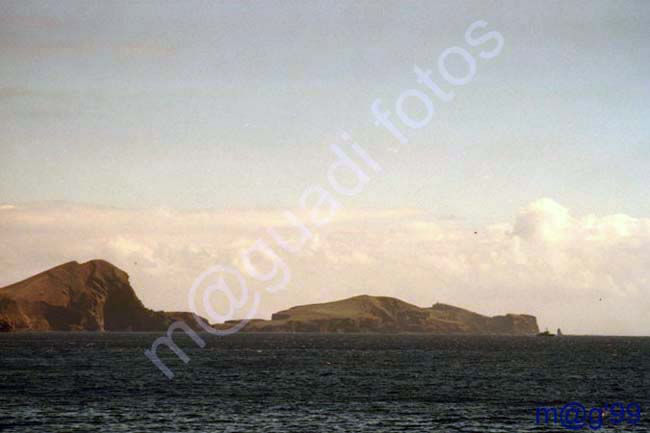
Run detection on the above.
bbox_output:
[225,295,539,335]
[0,260,200,332]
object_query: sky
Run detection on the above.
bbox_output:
[1,1,649,335]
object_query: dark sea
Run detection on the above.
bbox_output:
[0,333,648,432]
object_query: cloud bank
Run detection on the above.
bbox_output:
[0,198,648,335]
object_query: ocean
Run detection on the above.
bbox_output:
[1,333,648,432]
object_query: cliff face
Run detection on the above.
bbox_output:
[427,303,539,335]
[0,260,198,332]
[228,295,539,335]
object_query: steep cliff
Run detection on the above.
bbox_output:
[0,260,200,332]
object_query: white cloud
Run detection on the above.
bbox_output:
[513,197,572,242]
[0,199,648,335]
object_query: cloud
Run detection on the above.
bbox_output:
[0,199,648,335]
[513,197,572,242]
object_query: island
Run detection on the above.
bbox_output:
[0,260,539,335]
[220,295,539,335]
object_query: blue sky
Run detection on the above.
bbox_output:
[1,0,649,223]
